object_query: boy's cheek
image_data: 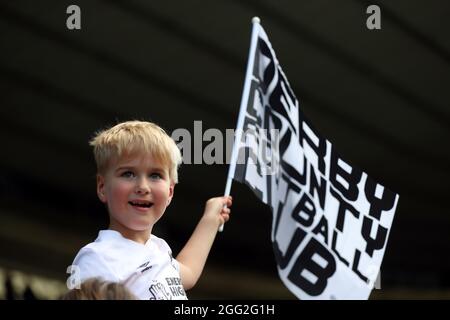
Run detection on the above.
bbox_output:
[111,186,127,199]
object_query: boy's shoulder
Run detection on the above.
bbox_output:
[73,231,125,262]
[150,234,172,252]
[78,230,117,249]
[72,231,142,282]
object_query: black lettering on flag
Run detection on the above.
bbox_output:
[234,144,249,182]
[308,164,326,210]
[269,108,283,132]
[277,66,297,111]
[330,147,362,201]
[279,128,307,186]
[258,38,297,133]
[331,230,350,266]
[364,178,397,220]
[244,83,264,127]
[292,193,316,227]
[273,174,301,235]
[268,69,297,132]
[361,216,388,257]
[288,237,336,296]
[273,227,307,269]
[330,187,360,232]
[352,249,369,283]
[299,119,327,176]
[257,37,275,94]
[312,215,329,244]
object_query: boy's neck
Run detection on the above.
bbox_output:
[108,222,152,245]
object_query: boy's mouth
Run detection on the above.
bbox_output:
[128,200,153,208]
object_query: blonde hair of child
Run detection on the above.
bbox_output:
[61,278,136,300]
[89,121,182,184]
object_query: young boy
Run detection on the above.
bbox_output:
[69,121,232,300]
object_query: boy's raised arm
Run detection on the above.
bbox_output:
[176,196,232,290]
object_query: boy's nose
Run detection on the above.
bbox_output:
[135,179,150,194]
[135,186,149,195]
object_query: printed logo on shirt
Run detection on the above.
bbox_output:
[149,280,172,300]
[166,277,186,298]
[147,277,186,300]
[138,261,153,273]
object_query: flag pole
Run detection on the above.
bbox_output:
[219,16,261,232]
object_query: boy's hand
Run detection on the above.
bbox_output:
[203,196,232,227]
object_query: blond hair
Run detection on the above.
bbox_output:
[89,121,182,184]
[60,278,136,300]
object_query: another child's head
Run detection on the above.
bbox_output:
[89,121,182,235]
[60,278,136,300]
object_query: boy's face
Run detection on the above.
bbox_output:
[96,152,174,235]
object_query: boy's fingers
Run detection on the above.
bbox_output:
[224,196,232,206]
[219,196,232,212]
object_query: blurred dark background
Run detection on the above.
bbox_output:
[0,0,449,299]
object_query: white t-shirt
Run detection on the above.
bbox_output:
[71,230,187,300]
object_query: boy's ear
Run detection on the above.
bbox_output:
[167,183,175,206]
[96,174,107,203]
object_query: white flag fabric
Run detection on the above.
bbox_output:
[231,20,399,300]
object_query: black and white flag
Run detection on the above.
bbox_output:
[226,18,399,300]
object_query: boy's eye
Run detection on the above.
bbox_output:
[149,173,162,180]
[121,171,135,178]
